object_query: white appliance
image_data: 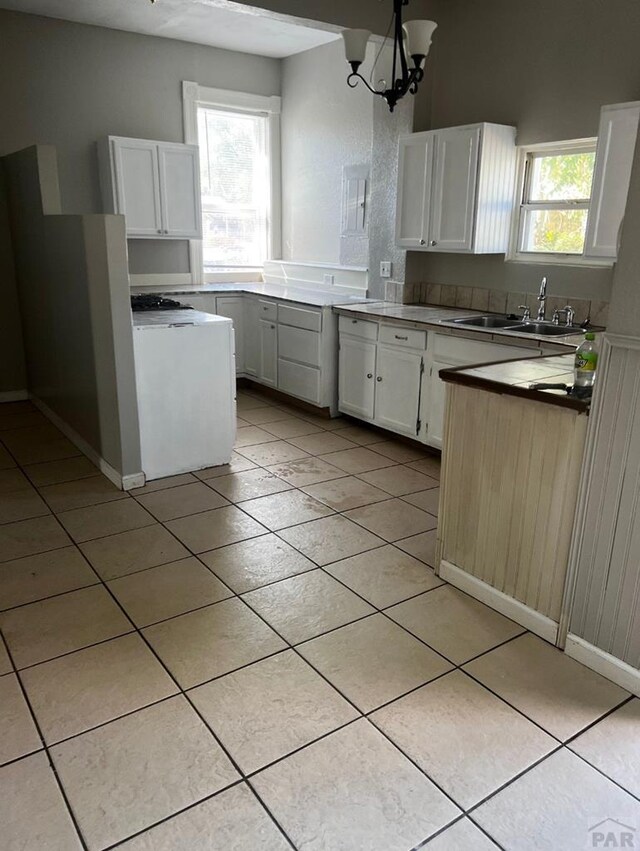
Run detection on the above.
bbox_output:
[132,308,236,481]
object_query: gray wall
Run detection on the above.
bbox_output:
[3,146,140,478]
[280,40,414,298]
[281,39,374,266]
[0,9,281,274]
[0,169,26,394]
[408,0,640,303]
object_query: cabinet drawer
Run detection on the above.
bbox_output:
[278,325,321,367]
[339,315,378,341]
[278,303,322,332]
[258,300,278,321]
[433,333,539,365]
[379,324,426,350]
[278,359,321,405]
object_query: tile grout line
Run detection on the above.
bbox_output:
[4,400,637,848]
[3,432,301,851]
[0,630,91,851]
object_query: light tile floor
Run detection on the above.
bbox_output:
[0,395,637,851]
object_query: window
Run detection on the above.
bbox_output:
[182,82,281,284]
[510,140,597,263]
[197,107,269,269]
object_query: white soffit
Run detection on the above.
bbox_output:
[0,0,341,58]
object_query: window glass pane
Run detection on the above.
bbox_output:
[197,107,269,268]
[528,151,595,202]
[522,208,589,254]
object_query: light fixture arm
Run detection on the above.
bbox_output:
[342,0,435,113]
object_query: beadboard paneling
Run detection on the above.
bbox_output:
[569,335,640,668]
[439,383,588,623]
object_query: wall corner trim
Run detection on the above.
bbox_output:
[30,395,145,492]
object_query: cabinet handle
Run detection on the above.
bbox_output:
[430,240,437,246]
[419,239,426,245]
[376,376,382,382]
[367,373,373,379]
[394,335,408,341]
[351,319,358,324]
[263,306,269,310]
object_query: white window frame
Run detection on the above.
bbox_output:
[507,137,611,267]
[182,81,281,284]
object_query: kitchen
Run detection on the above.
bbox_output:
[1,1,640,849]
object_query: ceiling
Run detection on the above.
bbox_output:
[0,0,341,58]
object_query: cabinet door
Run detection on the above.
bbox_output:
[395,133,434,248]
[259,319,277,388]
[244,299,259,377]
[216,297,244,374]
[157,144,203,238]
[585,102,640,259]
[374,346,423,437]
[113,139,163,236]
[429,126,480,252]
[338,335,376,420]
[426,360,452,449]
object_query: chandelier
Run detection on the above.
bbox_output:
[342,1,437,113]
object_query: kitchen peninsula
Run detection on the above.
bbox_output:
[436,353,590,645]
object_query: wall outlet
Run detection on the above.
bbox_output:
[323,273,335,286]
[380,261,392,278]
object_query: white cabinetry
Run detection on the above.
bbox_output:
[258,319,278,388]
[244,298,259,377]
[585,101,640,259]
[338,317,425,439]
[338,335,377,420]
[424,334,543,448]
[98,136,202,239]
[396,123,517,254]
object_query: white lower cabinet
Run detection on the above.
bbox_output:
[338,336,377,420]
[258,319,278,388]
[243,298,258,377]
[374,345,424,437]
[338,319,547,447]
[339,323,426,439]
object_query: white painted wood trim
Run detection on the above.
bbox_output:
[30,395,145,492]
[565,634,640,697]
[439,559,559,644]
[0,390,29,403]
[182,81,282,284]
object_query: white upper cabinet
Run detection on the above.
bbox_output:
[98,136,202,239]
[396,134,435,247]
[584,101,640,259]
[395,123,517,254]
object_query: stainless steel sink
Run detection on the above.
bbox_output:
[506,322,584,336]
[451,314,518,329]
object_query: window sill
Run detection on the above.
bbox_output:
[506,253,614,269]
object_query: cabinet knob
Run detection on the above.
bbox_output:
[164,229,169,234]
[157,229,162,234]
[376,376,382,382]
[367,373,373,379]
[419,239,426,245]
[270,324,275,329]
[430,240,437,246]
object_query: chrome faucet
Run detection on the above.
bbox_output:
[536,276,547,321]
[552,305,576,327]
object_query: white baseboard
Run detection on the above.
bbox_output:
[0,390,29,402]
[565,634,640,697]
[30,396,145,492]
[439,560,559,644]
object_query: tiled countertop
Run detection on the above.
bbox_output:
[130,282,374,308]
[440,353,590,412]
[333,303,585,349]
